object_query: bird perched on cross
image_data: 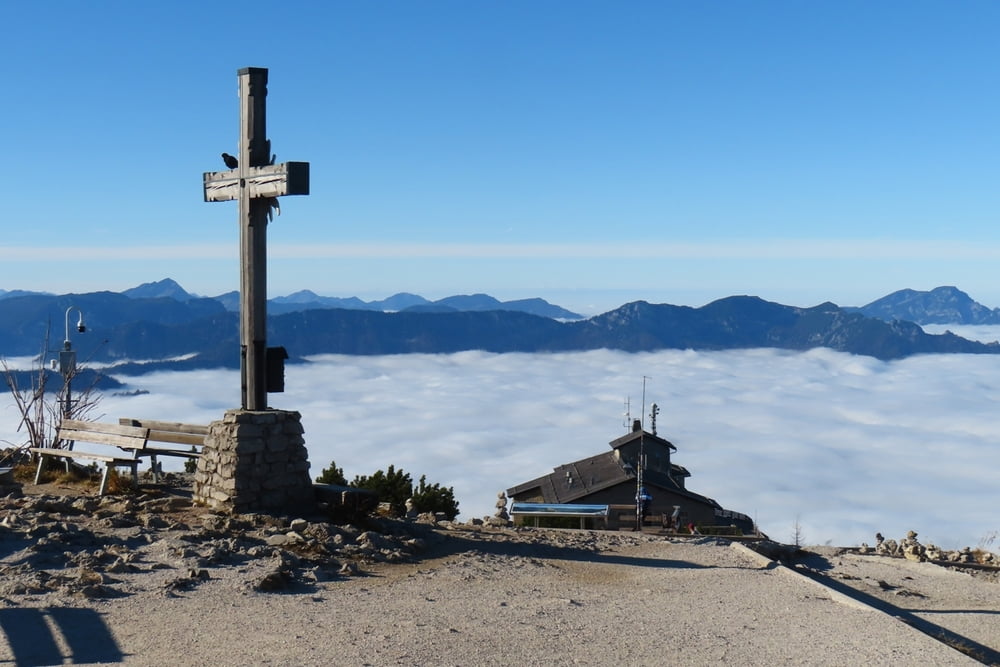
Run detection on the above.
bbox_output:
[221,152,238,169]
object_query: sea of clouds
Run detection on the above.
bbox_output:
[4,334,1000,551]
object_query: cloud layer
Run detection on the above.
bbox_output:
[3,346,998,551]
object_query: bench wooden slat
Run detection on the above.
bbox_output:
[62,419,149,437]
[119,418,208,435]
[29,448,135,464]
[146,431,205,446]
[59,419,149,452]
[119,418,207,447]
[58,429,147,451]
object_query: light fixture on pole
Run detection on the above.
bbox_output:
[60,306,86,419]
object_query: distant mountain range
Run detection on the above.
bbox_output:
[113,278,584,319]
[1,281,998,378]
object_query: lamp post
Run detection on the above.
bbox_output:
[59,306,86,419]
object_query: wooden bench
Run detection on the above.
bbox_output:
[118,418,208,480]
[31,419,150,495]
[509,502,610,529]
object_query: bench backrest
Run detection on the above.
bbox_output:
[58,419,149,452]
[118,418,207,447]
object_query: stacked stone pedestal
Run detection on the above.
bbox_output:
[194,409,315,514]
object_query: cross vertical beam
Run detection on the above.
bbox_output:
[239,67,269,411]
[203,67,309,411]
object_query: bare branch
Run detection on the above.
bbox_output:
[1,326,104,461]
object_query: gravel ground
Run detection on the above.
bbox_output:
[0,474,996,666]
[1,519,994,666]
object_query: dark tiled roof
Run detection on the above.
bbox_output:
[551,452,630,502]
[507,451,630,503]
[506,426,725,509]
[608,429,676,451]
[507,450,717,507]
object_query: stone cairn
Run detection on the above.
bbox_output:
[487,491,511,527]
[858,529,996,565]
[194,409,315,514]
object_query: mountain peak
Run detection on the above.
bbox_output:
[272,290,322,304]
[434,294,504,310]
[122,278,192,301]
[857,286,1000,325]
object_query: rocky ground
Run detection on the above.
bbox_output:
[0,471,440,600]
[0,471,998,665]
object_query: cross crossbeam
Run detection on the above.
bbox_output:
[203,162,309,202]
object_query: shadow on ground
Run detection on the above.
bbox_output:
[0,607,124,665]
[409,526,756,572]
[793,551,1000,666]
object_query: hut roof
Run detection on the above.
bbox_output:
[506,449,716,508]
[608,429,676,452]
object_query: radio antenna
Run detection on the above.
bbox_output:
[636,376,651,531]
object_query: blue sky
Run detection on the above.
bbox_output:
[3,2,1000,315]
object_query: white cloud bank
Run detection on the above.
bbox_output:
[3,347,999,551]
[922,324,1000,344]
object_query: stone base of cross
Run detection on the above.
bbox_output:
[202,67,309,411]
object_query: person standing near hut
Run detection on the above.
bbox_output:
[637,487,652,524]
[670,505,681,532]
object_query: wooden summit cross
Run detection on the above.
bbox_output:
[202,67,309,411]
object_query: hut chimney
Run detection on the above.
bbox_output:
[632,418,642,432]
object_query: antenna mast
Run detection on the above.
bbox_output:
[641,376,649,431]
[636,376,651,531]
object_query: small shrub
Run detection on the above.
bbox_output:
[318,460,460,519]
[12,462,39,483]
[103,468,135,495]
[315,460,348,486]
[352,465,412,516]
[410,474,459,520]
[792,516,805,548]
[52,463,94,486]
